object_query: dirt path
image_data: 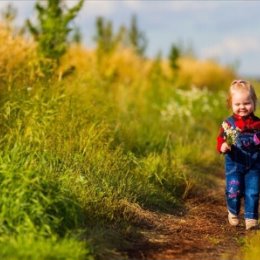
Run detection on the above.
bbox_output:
[126,177,247,260]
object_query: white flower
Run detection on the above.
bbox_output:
[222,121,240,145]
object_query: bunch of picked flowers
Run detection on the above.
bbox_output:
[222,121,240,146]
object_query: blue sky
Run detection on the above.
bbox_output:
[1,0,260,77]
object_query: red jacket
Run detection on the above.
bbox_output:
[217,113,260,153]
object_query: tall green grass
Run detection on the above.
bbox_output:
[0,75,228,258]
[0,87,93,259]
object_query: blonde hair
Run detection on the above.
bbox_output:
[227,79,257,110]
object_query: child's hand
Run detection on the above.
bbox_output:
[220,142,231,153]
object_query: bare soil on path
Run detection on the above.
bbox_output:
[125,177,247,260]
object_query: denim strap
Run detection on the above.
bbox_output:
[226,116,236,129]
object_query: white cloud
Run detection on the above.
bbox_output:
[168,1,221,12]
[80,0,116,17]
[124,0,142,10]
[202,37,260,58]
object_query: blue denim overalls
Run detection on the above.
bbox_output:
[225,116,260,219]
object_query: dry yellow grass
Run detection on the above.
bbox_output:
[0,25,39,88]
[60,45,235,92]
[178,57,235,90]
[0,22,235,93]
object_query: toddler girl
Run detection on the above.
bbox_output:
[217,79,260,230]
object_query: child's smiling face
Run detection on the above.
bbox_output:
[231,90,254,117]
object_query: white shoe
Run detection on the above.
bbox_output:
[245,219,258,230]
[228,211,239,226]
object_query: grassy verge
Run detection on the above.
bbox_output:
[0,78,228,259]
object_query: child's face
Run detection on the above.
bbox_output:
[231,90,254,117]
